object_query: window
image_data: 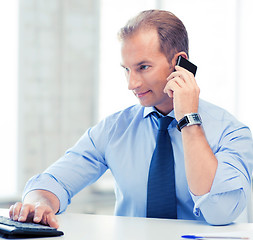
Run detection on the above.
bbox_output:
[0,2,18,198]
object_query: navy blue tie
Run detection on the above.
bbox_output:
[146,115,177,219]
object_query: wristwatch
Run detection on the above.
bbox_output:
[177,113,202,132]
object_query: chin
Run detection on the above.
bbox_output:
[138,101,154,108]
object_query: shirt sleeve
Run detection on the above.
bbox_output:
[22,173,70,214]
[22,125,109,213]
[190,125,253,225]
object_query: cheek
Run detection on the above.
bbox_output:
[149,75,168,90]
[144,67,171,90]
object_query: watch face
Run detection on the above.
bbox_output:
[192,115,199,121]
[192,114,199,121]
[187,113,202,125]
[177,113,202,131]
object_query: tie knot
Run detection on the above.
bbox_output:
[158,116,174,131]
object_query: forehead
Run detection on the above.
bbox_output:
[120,29,163,66]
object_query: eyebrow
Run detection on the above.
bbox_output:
[120,60,151,68]
[135,61,151,66]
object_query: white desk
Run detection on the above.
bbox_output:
[1,208,253,240]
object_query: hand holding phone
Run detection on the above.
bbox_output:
[164,55,199,120]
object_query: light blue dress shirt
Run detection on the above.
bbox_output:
[23,99,253,225]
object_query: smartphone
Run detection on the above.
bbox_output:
[176,56,197,76]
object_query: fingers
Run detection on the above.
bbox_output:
[9,202,23,221]
[164,65,200,120]
[33,203,57,226]
[167,65,196,87]
[9,202,58,228]
[9,202,35,222]
[32,204,59,228]
[34,206,59,228]
[46,213,59,229]
[18,203,35,222]
[164,69,196,98]
[33,202,46,223]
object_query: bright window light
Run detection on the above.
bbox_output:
[0,2,18,198]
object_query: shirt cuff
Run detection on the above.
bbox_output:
[22,173,70,214]
[190,191,210,217]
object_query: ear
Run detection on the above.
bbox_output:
[175,51,188,60]
[171,51,188,65]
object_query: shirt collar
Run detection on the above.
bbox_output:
[143,106,175,119]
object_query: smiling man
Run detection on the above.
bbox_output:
[121,28,174,114]
[10,10,253,227]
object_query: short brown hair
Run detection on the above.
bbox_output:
[118,9,189,63]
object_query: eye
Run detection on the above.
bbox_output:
[122,66,129,72]
[139,65,150,71]
[120,64,129,72]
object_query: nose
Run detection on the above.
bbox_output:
[127,71,142,90]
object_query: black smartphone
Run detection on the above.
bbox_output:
[176,56,197,76]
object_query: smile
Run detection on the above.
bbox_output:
[135,90,151,98]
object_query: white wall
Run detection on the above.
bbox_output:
[0,1,18,198]
[18,0,100,199]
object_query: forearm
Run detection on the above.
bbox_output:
[23,190,60,214]
[182,125,218,196]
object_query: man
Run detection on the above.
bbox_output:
[9,10,253,228]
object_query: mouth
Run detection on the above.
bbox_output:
[135,90,151,98]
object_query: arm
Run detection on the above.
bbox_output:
[164,65,253,224]
[164,65,218,195]
[9,126,109,227]
[181,125,218,195]
[9,190,60,228]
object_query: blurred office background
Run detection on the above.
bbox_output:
[0,0,253,216]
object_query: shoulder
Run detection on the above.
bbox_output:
[92,104,144,135]
[199,99,240,124]
[198,99,251,140]
[104,104,144,123]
